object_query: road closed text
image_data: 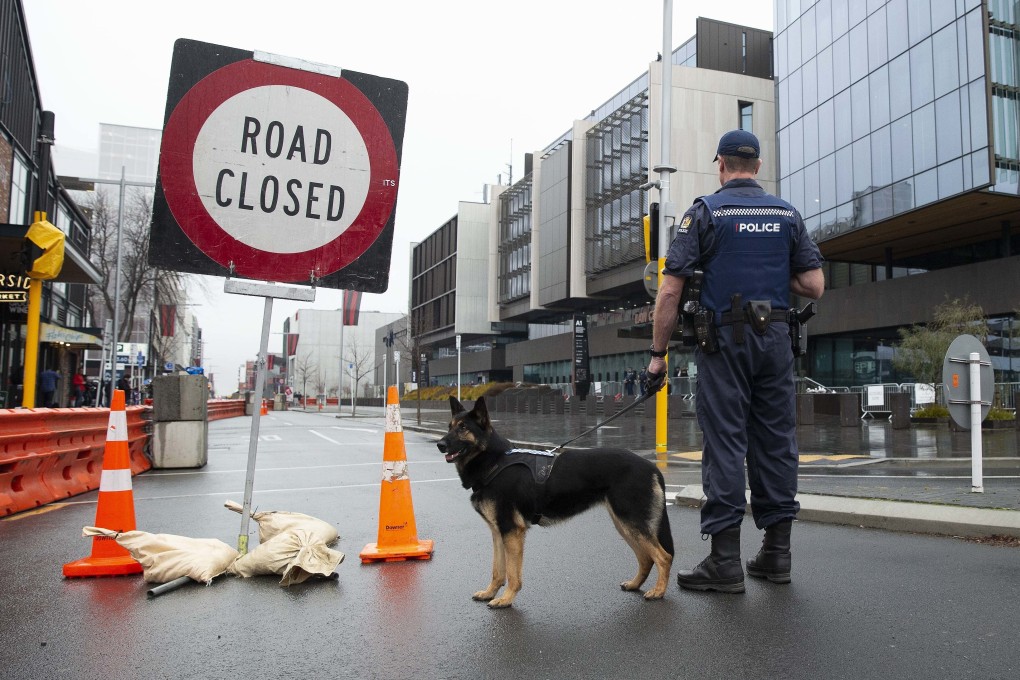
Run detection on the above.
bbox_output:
[213,116,345,221]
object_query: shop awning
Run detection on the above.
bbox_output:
[28,322,103,349]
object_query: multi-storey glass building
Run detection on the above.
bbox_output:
[414,19,777,387]
[777,0,1020,386]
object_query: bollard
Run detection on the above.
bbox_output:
[839,392,861,427]
[889,392,910,430]
[796,393,815,426]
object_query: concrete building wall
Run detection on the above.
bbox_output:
[569,119,595,299]
[455,201,491,335]
[288,309,402,397]
[648,62,778,211]
[536,143,571,306]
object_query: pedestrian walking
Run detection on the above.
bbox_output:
[72,372,86,407]
[645,130,824,593]
[39,368,60,407]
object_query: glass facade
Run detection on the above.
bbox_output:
[584,93,648,276]
[497,177,533,305]
[776,0,991,242]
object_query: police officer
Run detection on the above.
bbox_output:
[645,130,824,593]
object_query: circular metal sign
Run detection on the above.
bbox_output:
[159,59,399,282]
[941,334,993,429]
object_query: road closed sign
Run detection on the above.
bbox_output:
[149,39,407,291]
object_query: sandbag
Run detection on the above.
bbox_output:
[227,528,345,586]
[224,500,339,545]
[83,526,239,584]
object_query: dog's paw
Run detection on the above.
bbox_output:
[472,590,497,602]
[487,597,514,609]
[642,588,666,600]
[620,579,642,592]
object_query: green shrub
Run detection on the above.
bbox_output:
[913,404,949,418]
[986,407,1015,421]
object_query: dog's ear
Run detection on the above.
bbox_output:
[470,396,490,429]
[449,395,466,415]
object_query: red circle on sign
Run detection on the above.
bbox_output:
[160,59,398,282]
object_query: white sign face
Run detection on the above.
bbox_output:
[866,385,885,406]
[193,86,371,254]
[913,382,935,404]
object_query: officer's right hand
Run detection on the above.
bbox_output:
[645,369,667,394]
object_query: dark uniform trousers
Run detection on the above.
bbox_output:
[694,322,800,536]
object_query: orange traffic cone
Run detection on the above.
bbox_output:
[260,399,268,416]
[360,386,434,563]
[63,390,143,577]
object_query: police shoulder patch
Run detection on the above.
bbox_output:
[678,214,692,233]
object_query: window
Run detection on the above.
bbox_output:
[742,31,747,73]
[739,102,753,132]
[10,153,29,225]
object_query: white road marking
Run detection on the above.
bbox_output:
[58,477,461,504]
[308,429,357,445]
[146,460,446,476]
[330,426,379,434]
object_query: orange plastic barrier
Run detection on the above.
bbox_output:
[0,404,150,517]
[360,386,434,563]
[207,399,245,421]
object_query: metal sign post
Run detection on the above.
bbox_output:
[942,334,993,493]
[225,280,315,552]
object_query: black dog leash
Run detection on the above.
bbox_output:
[549,383,662,453]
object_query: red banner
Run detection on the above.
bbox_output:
[343,290,362,326]
[159,304,176,337]
[286,335,299,356]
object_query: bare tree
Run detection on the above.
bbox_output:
[83,188,191,343]
[343,340,375,417]
[293,353,318,406]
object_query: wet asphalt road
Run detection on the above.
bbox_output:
[0,409,1017,679]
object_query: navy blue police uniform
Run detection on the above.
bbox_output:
[664,178,823,536]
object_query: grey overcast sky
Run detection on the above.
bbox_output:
[23,0,772,392]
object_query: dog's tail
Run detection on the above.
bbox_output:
[655,470,675,556]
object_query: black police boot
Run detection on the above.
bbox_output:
[746,520,792,584]
[676,525,744,593]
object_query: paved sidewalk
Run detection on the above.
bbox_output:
[310,402,1020,538]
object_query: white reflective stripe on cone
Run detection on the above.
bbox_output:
[385,403,402,432]
[106,410,129,441]
[99,468,133,492]
[382,460,408,482]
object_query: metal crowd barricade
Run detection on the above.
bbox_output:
[859,383,902,419]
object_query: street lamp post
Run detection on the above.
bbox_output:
[456,334,462,401]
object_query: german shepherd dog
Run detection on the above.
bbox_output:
[437,396,674,608]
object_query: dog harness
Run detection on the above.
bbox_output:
[480,448,556,488]
[477,449,557,525]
